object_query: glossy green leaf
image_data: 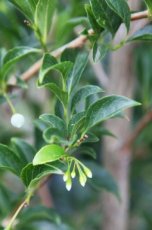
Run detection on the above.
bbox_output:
[67,52,88,94]
[18,206,61,227]
[1,46,40,78]
[35,0,57,43]
[9,0,38,22]
[71,85,103,111]
[85,95,140,130]
[21,162,64,189]
[0,144,23,176]
[83,132,99,143]
[68,112,85,136]
[39,114,66,131]
[145,0,152,15]
[77,146,97,159]
[43,127,66,144]
[42,83,68,107]
[39,53,73,84]
[90,0,121,35]
[128,25,152,42]
[105,0,130,31]
[93,41,109,62]
[33,144,66,165]
[0,184,12,217]
[11,138,35,166]
[85,4,102,33]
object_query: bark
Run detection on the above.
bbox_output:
[101,1,142,230]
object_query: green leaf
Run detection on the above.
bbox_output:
[0,144,23,176]
[9,0,38,22]
[21,162,64,189]
[68,112,85,136]
[77,146,97,159]
[105,0,130,31]
[43,127,66,144]
[127,25,152,42]
[90,0,122,35]
[85,4,102,33]
[35,0,57,43]
[39,114,66,131]
[87,162,120,198]
[33,144,66,165]
[93,32,111,62]
[18,206,61,227]
[11,138,35,166]
[83,132,99,143]
[71,85,103,111]
[85,95,140,130]
[1,46,40,78]
[41,83,68,107]
[145,0,152,15]
[67,52,88,94]
[39,53,73,85]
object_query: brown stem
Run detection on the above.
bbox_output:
[131,10,149,21]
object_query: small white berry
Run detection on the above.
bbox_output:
[11,113,25,128]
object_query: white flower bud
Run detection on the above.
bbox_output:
[84,167,92,178]
[66,179,72,191]
[11,113,25,128]
[63,173,68,182]
[79,173,87,187]
[71,170,76,179]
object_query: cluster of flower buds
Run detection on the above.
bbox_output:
[63,157,92,191]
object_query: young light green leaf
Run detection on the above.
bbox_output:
[71,85,103,111]
[0,144,23,176]
[33,144,66,165]
[67,52,88,94]
[105,0,130,31]
[2,46,40,78]
[9,0,38,22]
[85,95,140,130]
[127,25,152,42]
[145,0,152,15]
[21,162,64,189]
[90,0,122,35]
[35,0,57,43]
[39,53,73,85]
[39,114,66,131]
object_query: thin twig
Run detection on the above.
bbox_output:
[121,110,152,150]
[19,11,149,83]
[131,10,149,21]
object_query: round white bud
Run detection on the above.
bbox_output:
[11,113,25,128]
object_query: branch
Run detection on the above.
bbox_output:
[121,110,152,150]
[7,10,145,85]
[131,10,149,21]
[21,30,93,82]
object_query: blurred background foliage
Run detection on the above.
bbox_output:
[0,0,152,230]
